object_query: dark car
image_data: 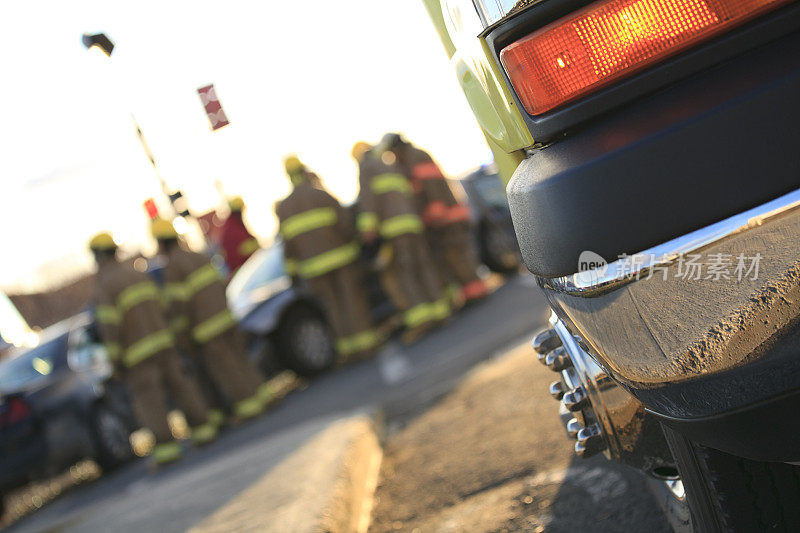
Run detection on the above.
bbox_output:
[228,241,396,378]
[227,243,338,377]
[454,164,521,274]
[0,314,134,515]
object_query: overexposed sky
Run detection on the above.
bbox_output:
[0,1,491,292]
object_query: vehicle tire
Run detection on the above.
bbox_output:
[277,306,335,377]
[480,222,520,274]
[662,424,800,532]
[91,403,134,471]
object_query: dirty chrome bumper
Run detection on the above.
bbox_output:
[537,187,800,460]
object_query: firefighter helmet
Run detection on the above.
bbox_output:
[151,218,178,240]
[351,141,372,162]
[88,232,117,251]
[228,196,245,212]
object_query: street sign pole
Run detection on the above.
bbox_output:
[82,32,207,247]
[197,83,233,208]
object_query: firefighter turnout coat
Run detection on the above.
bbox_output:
[276,180,380,356]
[93,258,210,445]
[356,153,447,330]
[398,145,487,301]
[161,245,266,418]
[219,212,260,274]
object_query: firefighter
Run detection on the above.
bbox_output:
[89,232,216,466]
[219,196,260,275]
[352,142,448,343]
[381,134,489,304]
[150,219,270,423]
[276,156,382,359]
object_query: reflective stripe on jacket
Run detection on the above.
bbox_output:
[356,155,423,240]
[276,181,357,279]
[161,246,236,348]
[94,259,176,368]
[399,146,470,228]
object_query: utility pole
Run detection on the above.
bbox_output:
[82,32,206,246]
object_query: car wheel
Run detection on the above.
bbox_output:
[92,403,134,471]
[277,306,335,377]
[662,424,800,532]
[481,222,521,274]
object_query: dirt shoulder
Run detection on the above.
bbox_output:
[369,342,670,532]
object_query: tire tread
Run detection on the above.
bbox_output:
[663,424,800,532]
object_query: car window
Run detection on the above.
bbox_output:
[226,243,286,302]
[0,336,66,394]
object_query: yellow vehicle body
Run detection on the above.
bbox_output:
[421,0,532,184]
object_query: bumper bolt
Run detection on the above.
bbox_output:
[545,347,572,372]
[532,329,562,356]
[549,380,565,400]
[563,387,588,412]
[566,417,582,439]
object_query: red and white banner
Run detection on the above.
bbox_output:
[197,84,229,131]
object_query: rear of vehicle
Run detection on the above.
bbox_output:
[426,0,800,529]
[0,320,133,513]
[0,393,42,500]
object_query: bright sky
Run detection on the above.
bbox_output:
[0,1,492,292]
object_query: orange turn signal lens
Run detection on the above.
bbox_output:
[501,0,794,115]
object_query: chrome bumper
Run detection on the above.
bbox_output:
[539,186,800,418]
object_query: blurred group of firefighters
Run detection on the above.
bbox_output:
[278,133,489,356]
[85,133,489,467]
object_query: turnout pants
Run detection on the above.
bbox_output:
[388,233,446,328]
[124,349,209,444]
[307,262,379,355]
[198,328,264,404]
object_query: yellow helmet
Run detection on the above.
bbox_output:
[351,141,371,162]
[283,155,304,176]
[150,218,178,240]
[228,196,245,212]
[88,232,117,252]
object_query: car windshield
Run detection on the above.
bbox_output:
[226,243,287,302]
[0,336,66,394]
[471,173,509,210]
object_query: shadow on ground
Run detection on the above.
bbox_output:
[369,342,670,533]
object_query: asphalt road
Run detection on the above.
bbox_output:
[370,342,672,533]
[4,274,550,533]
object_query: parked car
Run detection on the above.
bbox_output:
[227,243,338,377]
[0,313,134,516]
[426,0,800,530]
[455,164,521,273]
[0,291,37,360]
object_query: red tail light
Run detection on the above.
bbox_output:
[501,0,795,115]
[1,397,32,427]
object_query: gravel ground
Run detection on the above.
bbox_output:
[369,342,672,533]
